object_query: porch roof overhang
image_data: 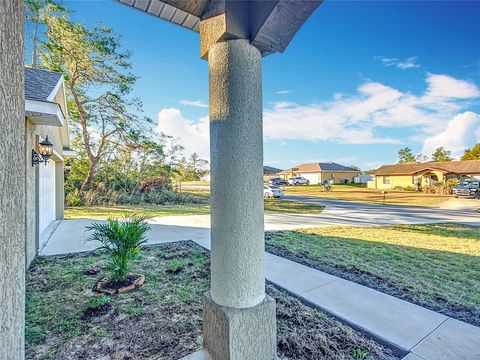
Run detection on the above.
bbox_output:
[25,99,65,127]
[115,0,322,57]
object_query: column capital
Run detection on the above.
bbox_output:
[199,0,322,60]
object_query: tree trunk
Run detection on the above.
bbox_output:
[80,159,97,191]
[0,1,26,358]
[70,83,99,192]
[32,19,38,68]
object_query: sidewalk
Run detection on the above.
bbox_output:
[195,237,480,360]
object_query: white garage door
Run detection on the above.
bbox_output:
[300,173,320,185]
[38,161,56,236]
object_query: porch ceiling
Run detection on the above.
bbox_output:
[114,0,322,56]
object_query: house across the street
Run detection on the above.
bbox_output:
[263,165,283,182]
[277,162,360,184]
[24,67,73,266]
[368,160,480,190]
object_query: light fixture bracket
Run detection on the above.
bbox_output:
[32,135,54,166]
[32,149,48,166]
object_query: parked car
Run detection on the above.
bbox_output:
[453,180,480,198]
[268,177,289,186]
[288,176,310,186]
[263,185,284,198]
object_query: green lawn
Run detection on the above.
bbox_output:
[266,223,480,326]
[65,199,324,219]
[283,183,451,207]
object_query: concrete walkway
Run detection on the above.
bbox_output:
[193,237,480,360]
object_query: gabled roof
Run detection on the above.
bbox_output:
[263,166,283,174]
[279,162,359,173]
[297,162,359,172]
[25,67,63,101]
[374,160,480,176]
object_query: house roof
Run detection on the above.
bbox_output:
[374,160,480,176]
[264,166,283,175]
[279,162,359,173]
[25,67,63,101]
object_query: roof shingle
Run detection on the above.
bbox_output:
[25,67,63,101]
[374,160,480,175]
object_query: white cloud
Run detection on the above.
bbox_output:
[276,90,293,95]
[156,73,479,159]
[377,56,420,69]
[154,108,210,159]
[424,74,480,99]
[264,73,480,144]
[180,100,209,108]
[421,112,480,158]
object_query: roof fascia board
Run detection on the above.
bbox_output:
[46,76,64,102]
[25,99,65,127]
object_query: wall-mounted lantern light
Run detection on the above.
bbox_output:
[32,136,54,166]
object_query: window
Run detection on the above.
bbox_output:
[383,176,390,185]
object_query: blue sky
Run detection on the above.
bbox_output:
[62,1,480,170]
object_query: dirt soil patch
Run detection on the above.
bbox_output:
[266,227,480,327]
[26,241,399,360]
[95,273,145,295]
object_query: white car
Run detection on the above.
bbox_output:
[288,176,310,186]
[263,185,284,198]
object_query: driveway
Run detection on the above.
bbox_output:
[437,197,480,212]
[41,197,480,256]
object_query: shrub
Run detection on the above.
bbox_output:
[404,185,418,192]
[65,190,85,206]
[67,188,196,207]
[139,174,172,192]
[421,179,459,195]
[88,293,111,310]
[392,185,405,191]
[86,215,150,283]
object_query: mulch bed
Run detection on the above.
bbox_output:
[265,234,480,327]
[95,273,145,295]
[26,241,400,360]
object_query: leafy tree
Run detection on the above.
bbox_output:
[415,153,429,163]
[397,147,416,163]
[432,147,453,162]
[176,153,209,182]
[41,13,151,190]
[25,0,65,68]
[461,144,480,160]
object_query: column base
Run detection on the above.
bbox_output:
[203,292,277,360]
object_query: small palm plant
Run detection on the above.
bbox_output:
[86,215,150,283]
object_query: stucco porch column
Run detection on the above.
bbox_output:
[209,39,265,308]
[202,38,276,359]
[0,0,26,358]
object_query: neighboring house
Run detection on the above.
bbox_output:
[25,67,73,267]
[263,165,283,182]
[368,160,480,190]
[354,174,374,184]
[277,162,360,184]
